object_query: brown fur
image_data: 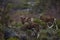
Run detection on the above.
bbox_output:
[20,16,32,24]
[40,15,54,23]
[40,15,55,29]
[22,22,40,32]
[20,16,26,24]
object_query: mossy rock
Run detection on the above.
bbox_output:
[7,37,19,40]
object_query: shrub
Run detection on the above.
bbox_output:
[56,20,60,29]
[56,29,60,37]
[13,23,23,28]
[34,18,46,26]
